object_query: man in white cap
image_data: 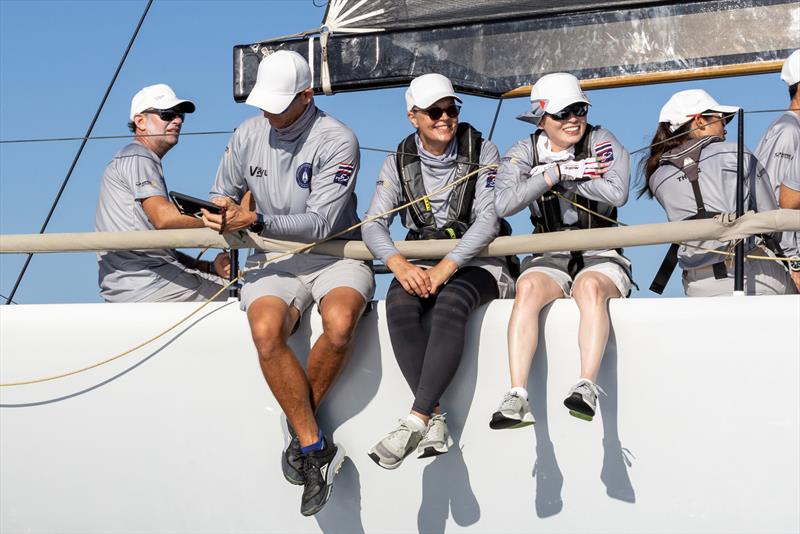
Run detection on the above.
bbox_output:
[95,83,229,302]
[755,49,800,289]
[201,50,374,516]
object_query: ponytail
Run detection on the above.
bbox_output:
[636,121,692,198]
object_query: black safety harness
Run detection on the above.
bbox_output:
[529,125,622,279]
[396,122,519,277]
[648,135,786,294]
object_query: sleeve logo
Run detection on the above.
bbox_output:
[333,162,354,186]
[295,162,313,189]
[486,169,497,188]
[594,141,614,163]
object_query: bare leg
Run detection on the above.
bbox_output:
[247,296,314,444]
[306,287,366,419]
[571,272,621,383]
[507,273,564,388]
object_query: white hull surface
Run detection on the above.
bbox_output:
[1,296,798,533]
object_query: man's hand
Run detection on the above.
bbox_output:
[201,197,255,234]
[427,258,458,295]
[213,252,231,279]
[386,254,432,297]
[791,270,800,292]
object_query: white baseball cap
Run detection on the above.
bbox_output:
[780,49,800,86]
[659,89,739,132]
[246,50,312,114]
[129,84,195,121]
[405,73,462,112]
[517,72,589,125]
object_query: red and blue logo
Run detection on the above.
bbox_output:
[333,162,354,186]
[594,141,614,163]
[295,162,312,189]
[486,169,497,188]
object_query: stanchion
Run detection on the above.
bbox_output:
[734,108,745,294]
[228,249,240,299]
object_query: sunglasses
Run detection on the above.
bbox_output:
[416,104,461,120]
[547,102,589,121]
[143,108,185,122]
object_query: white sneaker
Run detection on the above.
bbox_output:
[489,391,536,429]
[417,413,454,458]
[368,419,424,470]
[563,379,604,421]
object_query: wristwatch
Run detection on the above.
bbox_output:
[788,259,800,273]
[249,212,265,234]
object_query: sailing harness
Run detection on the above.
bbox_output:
[648,135,786,294]
[396,123,520,277]
[529,125,623,279]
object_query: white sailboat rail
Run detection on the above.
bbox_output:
[1,209,798,259]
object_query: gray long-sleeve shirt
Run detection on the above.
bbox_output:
[211,103,361,241]
[494,126,630,256]
[649,141,777,269]
[754,111,800,258]
[362,133,513,296]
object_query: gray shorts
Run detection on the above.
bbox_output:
[240,252,376,312]
[519,250,633,297]
[140,267,228,303]
[682,250,797,297]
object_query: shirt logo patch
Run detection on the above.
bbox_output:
[333,162,354,186]
[486,169,497,188]
[296,162,312,189]
[249,165,267,178]
[594,141,614,163]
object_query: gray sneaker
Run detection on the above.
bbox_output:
[490,391,536,429]
[280,413,304,485]
[417,413,454,458]
[563,379,603,421]
[368,419,424,470]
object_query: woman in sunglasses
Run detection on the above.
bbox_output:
[639,89,795,296]
[490,72,632,426]
[362,73,514,469]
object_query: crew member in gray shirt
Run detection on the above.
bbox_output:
[201,51,374,517]
[755,49,800,290]
[94,84,228,303]
[640,88,795,296]
[490,73,632,428]
[362,74,513,470]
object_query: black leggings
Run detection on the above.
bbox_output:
[386,267,499,416]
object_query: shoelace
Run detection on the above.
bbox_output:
[387,420,414,444]
[501,392,520,409]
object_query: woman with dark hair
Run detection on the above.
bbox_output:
[362,73,514,469]
[639,89,795,296]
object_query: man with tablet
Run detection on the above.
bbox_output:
[95,83,230,302]
[201,51,374,517]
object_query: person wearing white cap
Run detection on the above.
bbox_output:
[638,88,795,297]
[491,72,633,427]
[755,49,800,290]
[201,50,374,516]
[95,83,229,303]
[362,73,514,469]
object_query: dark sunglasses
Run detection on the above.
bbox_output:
[143,108,185,122]
[547,102,589,121]
[416,104,461,120]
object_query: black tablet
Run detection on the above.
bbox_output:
[169,191,222,218]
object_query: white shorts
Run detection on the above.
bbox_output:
[519,250,633,298]
[240,252,376,312]
[682,249,797,297]
[140,267,227,303]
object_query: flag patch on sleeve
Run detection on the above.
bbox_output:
[594,141,614,163]
[486,169,497,188]
[333,162,354,185]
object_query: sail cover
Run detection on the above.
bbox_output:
[233,0,800,100]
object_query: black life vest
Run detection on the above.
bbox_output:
[529,124,622,278]
[395,122,520,277]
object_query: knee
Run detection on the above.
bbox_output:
[249,319,287,363]
[322,307,360,351]
[514,276,550,309]
[572,274,609,305]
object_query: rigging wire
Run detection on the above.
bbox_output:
[3,0,154,306]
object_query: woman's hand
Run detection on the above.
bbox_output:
[386,254,432,297]
[212,252,231,278]
[427,258,458,294]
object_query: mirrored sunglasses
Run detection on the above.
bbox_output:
[143,108,185,122]
[417,104,461,120]
[547,102,589,121]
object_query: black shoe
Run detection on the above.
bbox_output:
[281,418,304,485]
[300,438,346,517]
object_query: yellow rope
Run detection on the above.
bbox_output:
[0,164,497,388]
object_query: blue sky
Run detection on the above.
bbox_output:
[0,0,793,304]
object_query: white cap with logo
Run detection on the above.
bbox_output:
[246,50,312,114]
[405,73,462,112]
[517,72,589,125]
[130,84,195,121]
[781,49,800,86]
[659,89,739,132]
